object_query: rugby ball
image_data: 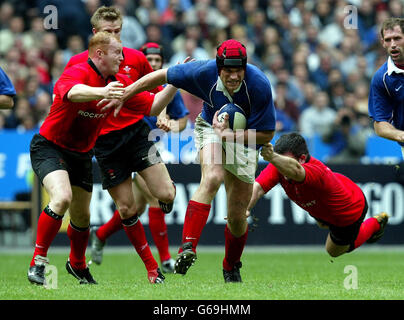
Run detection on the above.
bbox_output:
[217,103,247,130]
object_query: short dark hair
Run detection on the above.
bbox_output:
[274,132,309,159]
[380,17,404,38]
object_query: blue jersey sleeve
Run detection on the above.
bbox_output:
[167,60,216,102]
[0,68,16,96]
[368,72,394,122]
[246,67,276,132]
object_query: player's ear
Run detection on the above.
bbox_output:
[92,28,97,35]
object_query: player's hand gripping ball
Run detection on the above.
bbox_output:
[217,103,247,130]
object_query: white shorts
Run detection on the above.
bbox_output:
[194,114,258,184]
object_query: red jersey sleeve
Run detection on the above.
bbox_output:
[55,64,89,101]
[255,163,280,193]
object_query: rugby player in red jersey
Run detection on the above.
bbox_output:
[28,32,177,286]
[65,6,177,282]
[247,133,389,257]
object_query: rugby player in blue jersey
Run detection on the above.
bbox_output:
[124,39,276,282]
[368,18,404,154]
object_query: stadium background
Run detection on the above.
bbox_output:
[0,0,403,248]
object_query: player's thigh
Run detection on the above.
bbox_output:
[138,163,174,202]
[199,142,225,187]
[325,233,350,257]
[69,185,92,228]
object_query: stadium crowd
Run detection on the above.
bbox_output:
[0,0,402,162]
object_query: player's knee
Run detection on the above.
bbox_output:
[202,172,223,196]
[51,191,72,214]
[160,183,176,204]
[117,203,136,220]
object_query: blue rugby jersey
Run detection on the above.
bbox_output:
[368,57,404,146]
[143,89,189,130]
[0,67,16,96]
[166,60,276,132]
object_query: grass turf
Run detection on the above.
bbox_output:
[1,247,404,300]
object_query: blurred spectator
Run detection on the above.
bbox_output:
[63,35,85,65]
[116,4,147,50]
[168,37,210,66]
[0,1,14,29]
[145,24,173,60]
[322,108,370,164]
[0,15,25,55]
[274,81,300,125]
[299,90,336,137]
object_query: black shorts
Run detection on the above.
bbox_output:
[329,196,369,247]
[94,120,162,190]
[30,134,93,192]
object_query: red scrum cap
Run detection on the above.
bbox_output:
[216,39,247,73]
[140,42,163,60]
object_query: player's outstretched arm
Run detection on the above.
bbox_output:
[0,94,13,109]
[124,69,168,101]
[260,143,305,182]
[68,81,124,102]
[246,182,266,217]
[149,84,178,116]
[374,121,404,143]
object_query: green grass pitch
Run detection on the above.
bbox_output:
[1,246,404,300]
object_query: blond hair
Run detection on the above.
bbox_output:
[90,6,122,30]
[88,32,121,56]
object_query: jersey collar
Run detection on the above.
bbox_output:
[87,58,117,84]
[216,76,242,102]
[387,56,404,75]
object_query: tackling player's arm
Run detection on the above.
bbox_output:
[246,182,266,217]
[260,143,306,182]
[124,69,168,100]
[0,94,13,109]
[373,121,404,143]
[68,81,124,102]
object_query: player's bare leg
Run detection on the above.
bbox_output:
[134,174,176,273]
[222,172,252,282]
[28,170,70,285]
[139,163,176,213]
[108,177,165,283]
[175,143,225,275]
[66,187,97,284]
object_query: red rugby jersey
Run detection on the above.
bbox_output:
[65,47,162,135]
[255,157,365,226]
[41,61,154,152]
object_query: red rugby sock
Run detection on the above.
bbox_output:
[148,207,171,262]
[223,224,248,271]
[353,217,380,250]
[30,207,63,267]
[179,200,211,253]
[67,222,89,270]
[96,209,122,242]
[122,215,158,271]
